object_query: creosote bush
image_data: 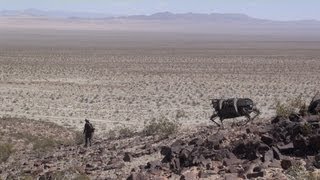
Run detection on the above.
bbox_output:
[106,126,136,140]
[275,95,306,118]
[143,116,180,138]
[285,161,320,180]
[39,169,90,180]
[175,109,188,119]
[118,126,136,138]
[33,138,59,153]
[0,143,13,163]
[74,131,85,145]
[105,129,117,140]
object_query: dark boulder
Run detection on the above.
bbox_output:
[246,171,264,179]
[261,135,273,146]
[314,153,320,168]
[281,159,293,170]
[124,152,133,162]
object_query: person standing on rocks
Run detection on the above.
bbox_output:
[83,119,95,147]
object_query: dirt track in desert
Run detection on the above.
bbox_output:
[1,27,320,133]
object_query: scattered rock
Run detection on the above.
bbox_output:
[224,173,239,180]
[261,135,273,146]
[268,160,281,168]
[180,167,199,180]
[124,152,133,162]
[278,143,294,154]
[246,171,264,179]
[263,149,274,163]
[281,159,292,170]
[314,153,320,168]
[127,173,146,180]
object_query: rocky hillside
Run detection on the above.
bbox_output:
[1,114,320,179]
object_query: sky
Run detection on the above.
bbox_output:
[1,0,320,21]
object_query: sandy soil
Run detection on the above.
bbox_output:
[0,25,320,133]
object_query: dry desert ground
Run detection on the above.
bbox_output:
[1,18,320,179]
[0,21,320,134]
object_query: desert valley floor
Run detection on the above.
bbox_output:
[1,28,320,134]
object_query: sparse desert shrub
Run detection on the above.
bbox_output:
[276,102,292,118]
[143,116,180,138]
[105,126,136,140]
[307,170,320,180]
[118,126,136,139]
[74,131,85,145]
[285,161,309,180]
[33,138,58,153]
[301,123,313,136]
[175,109,188,119]
[20,175,34,180]
[105,129,117,140]
[72,174,90,180]
[40,167,90,180]
[284,161,320,180]
[0,143,13,162]
[275,95,306,118]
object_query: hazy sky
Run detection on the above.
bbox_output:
[1,0,320,20]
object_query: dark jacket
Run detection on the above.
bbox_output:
[83,121,94,135]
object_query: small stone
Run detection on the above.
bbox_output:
[253,166,261,172]
[278,143,294,153]
[268,160,281,168]
[127,173,146,180]
[263,149,274,163]
[261,135,273,146]
[281,159,292,170]
[180,167,199,180]
[314,153,320,168]
[123,152,133,162]
[246,171,264,179]
[272,147,283,160]
[224,173,239,180]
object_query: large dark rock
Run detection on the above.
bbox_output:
[309,135,320,151]
[293,135,308,149]
[272,147,283,160]
[127,173,147,180]
[257,143,270,155]
[233,141,259,161]
[246,171,264,179]
[161,146,173,163]
[289,113,301,122]
[124,152,133,162]
[314,153,320,168]
[281,159,293,170]
[261,135,273,146]
[278,143,294,155]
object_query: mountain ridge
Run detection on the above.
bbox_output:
[1,9,319,24]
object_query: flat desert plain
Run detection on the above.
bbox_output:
[1,18,320,133]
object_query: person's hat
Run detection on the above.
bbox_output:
[85,119,89,122]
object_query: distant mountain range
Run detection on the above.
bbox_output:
[0,9,113,18]
[120,12,259,22]
[1,9,319,24]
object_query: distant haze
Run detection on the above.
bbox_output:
[1,0,320,21]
